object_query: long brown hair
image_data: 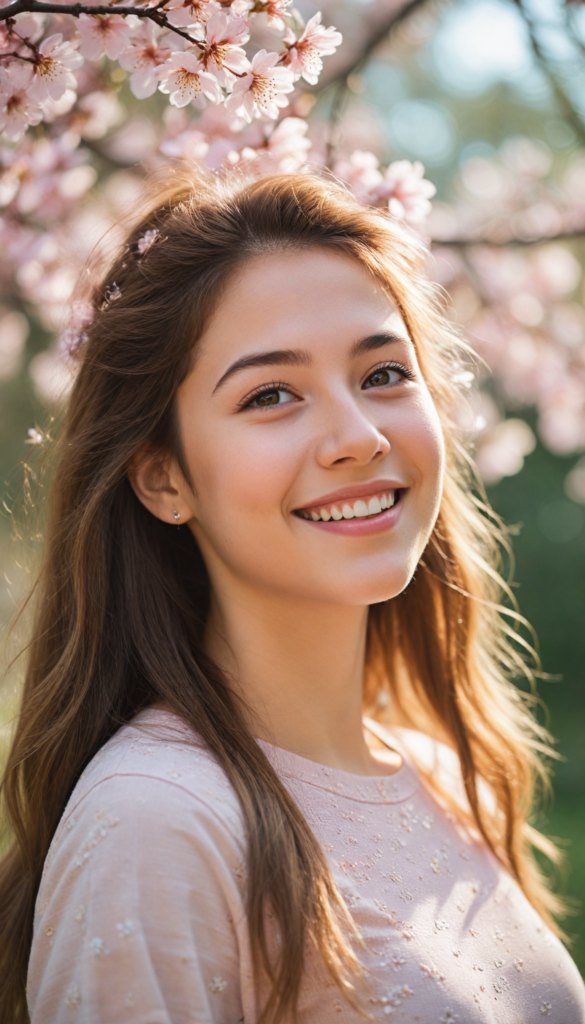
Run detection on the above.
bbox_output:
[0,169,563,1023]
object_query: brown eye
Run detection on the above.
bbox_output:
[256,390,280,406]
[245,386,297,409]
[363,366,402,389]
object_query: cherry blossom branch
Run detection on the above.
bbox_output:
[0,0,201,48]
[433,228,585,248]
[322,0,436,166]
[563,2,585,59]
[513,0,585,146]
[0,0,161,19]
[317,0,434,94]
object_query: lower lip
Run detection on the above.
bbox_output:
[294,494,405,536]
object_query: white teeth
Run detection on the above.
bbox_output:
[299,489,399,522]
[368,496,382,515]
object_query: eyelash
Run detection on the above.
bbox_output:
[238,361,415,410]
[238,381,295,410]
[366,360,416,385]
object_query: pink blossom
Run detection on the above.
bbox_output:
[0,62,42,141]
[157,51,221,108]
[476,418,536,484]
[220,117,311,176]
[332,150,383,202]
[266,0,293,30]
[25,427,44,445]
[161,126,210,162]
[7,13,45,45]
[77,13,133,61]
[531,245,581,299]
[245,0,293,31]
[59,299,94,361]
[118,22,172,99]
[26,34,83,104]
[224,0,290,27]
[198,12,250,88]
[163,0,218,29]
[8,133,91,219]
[137,227,159,254]
[225,49,293,122]
[75,89,124,140]
[266,116,310,172]
[103,281,122,306]
[41,87,78,123]
[283,12,342,85]
[374,160,436,225]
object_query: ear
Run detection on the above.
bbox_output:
[128,449,193,526]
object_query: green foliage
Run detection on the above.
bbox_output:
[488,429,585,973]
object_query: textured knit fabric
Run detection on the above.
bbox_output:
[27,708,585,1023]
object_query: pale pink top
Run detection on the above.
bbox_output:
[27,708,585,1023]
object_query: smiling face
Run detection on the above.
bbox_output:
[172,248,445,608]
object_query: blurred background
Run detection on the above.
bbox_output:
[1,0,584,975]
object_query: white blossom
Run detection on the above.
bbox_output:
[225,49,293,122]
[157,51,222,108]
[26,34,83,104]
[283,12,342,85]
[0,62,42,141]
[77,13,133,62]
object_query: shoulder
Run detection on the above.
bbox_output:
[29,711,250,1023]
[44,710,246,879]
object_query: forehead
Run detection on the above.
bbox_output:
[198,248,409,359]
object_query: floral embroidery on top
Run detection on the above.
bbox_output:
[28,709,585,1024]
[73,813,119,868]
[89,937,108,956]
[65,983,80,1008]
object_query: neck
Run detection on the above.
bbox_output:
[204,578,398,776]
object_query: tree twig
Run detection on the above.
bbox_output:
[321,0,437,167]
[512,0,585,146]
[318,0,434,95]
[432,228,585,248]
[0,0,204,46]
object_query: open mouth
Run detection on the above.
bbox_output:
[294,489,403,523]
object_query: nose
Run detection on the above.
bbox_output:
[315,396,391,468]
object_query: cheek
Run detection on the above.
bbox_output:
[397,394,445,489]
[186,419,303,523]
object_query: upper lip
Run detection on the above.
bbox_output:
[294,478,407,511]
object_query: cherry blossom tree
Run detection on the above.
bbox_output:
[1,0,584,502]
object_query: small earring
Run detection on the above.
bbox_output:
[172,510,181,521]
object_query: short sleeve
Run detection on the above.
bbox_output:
[27,774,248,1024]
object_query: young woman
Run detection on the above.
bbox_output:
[1,171,584,1024]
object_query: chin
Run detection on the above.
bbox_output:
[316,562,419,608]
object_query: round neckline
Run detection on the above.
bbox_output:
[135,707,419,805]
[257,721,419,804]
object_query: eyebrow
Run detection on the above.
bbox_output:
[212,333,406,394]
